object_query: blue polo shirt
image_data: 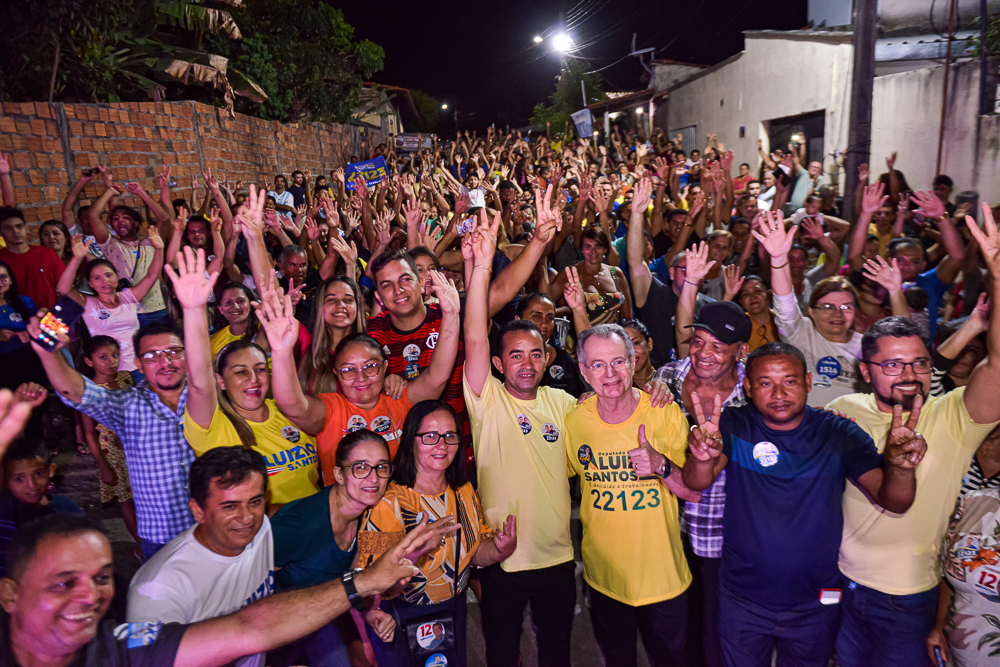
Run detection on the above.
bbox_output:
[915,266,949,344]
[718,404,881,611]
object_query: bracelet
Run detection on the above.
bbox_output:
[684,280,699,286]
[474,264,492,271]
[771,261,789,269]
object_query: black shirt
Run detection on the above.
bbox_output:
[279,270,324,329]
[0,616,185,667]
[287,185,306,208]
[637,276,714,368]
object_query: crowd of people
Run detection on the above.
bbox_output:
[0,122,997,667]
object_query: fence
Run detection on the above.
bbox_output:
[0,100,389,233]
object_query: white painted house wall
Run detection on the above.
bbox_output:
[662,33,1000,205]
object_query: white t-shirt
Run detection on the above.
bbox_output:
[773,290,864,408]
[790,208,823,227]
[269,190,295,219]
[82,289,142,372]
[460,185,486,209]
[127,517,275,667]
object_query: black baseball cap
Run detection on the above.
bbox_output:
[685,301,752,346]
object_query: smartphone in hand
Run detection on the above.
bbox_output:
[32,296,85,352]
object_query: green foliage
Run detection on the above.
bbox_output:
[530,60,607,138]
[208,0,384,122]
[971,13,1000,58]
[409,90,440,133]
[0,0,380,122]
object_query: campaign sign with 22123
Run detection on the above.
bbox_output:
[346,156,390,190]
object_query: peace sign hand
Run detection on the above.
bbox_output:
[688,393,723,462]
[966,203,1000,278]
[628,424,668,477]
[563,266,586,311]
[883,395,927,469]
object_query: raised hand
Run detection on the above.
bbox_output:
[911,190,945,220]
[304,216,321,241]
[428,271,460,316]
[862,256,903,293]
[0,389,32,457]
[0,153,10,175]
[966,203,1000,277]
[689,190,707,219]
[202,168,219,191]
[236,185,267,237]
[328,233,358,268]
[723,264,745,301]
[14,382,48,410]
[858,162,870,183]
[860,181,888,216]
[147,226,164,250]
[751,210,798,258]
[688,393,723,462]
[254,272,300,352]
[493,514,518,560]
[883,395,926,469]
[628,424,669,477]
[125,182,143,196]
[654,156,671,181]
[354,176,369,199]
[402,198,421,229]
[632,176,653,212]
[720,149,734,172]
[164,246,219,310]
[885,151,897,172]
[799,217,825,242]
[454,191,471,215]
[563,266,586,311]
[685,241,716,283]
[71,234,89,260]
[98,165,115,190]
[969,293,991,331]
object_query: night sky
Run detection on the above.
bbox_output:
[340,0,809,131]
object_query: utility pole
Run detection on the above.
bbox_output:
[979,0,992,115]
[842,0,878,223]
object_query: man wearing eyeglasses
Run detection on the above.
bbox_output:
[828,307,1000,663]
[26,317,196,560]
[127,447,274,667]
[566,323,698,666]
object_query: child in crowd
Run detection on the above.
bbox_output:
[79,335,140,550]
[0,436,82,576]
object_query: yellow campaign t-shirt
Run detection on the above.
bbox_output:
[565,393,691,605]
[210,326,243,358]
[828,387,999,595]
[184,400,320,506]
[463,372,578,572]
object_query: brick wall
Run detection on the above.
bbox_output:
[0,101,387,236]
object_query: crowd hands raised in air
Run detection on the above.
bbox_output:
[0,123,998,667]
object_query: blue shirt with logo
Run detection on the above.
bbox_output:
[718,404,881,611]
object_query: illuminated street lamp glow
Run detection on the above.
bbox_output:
[441,103,449,110]
[636,107,644,114]
[533,35,543,43]
[552,33,573,52]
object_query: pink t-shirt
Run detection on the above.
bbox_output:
[82,288,141,371]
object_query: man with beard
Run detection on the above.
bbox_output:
[87,167,171,325]
[828,201,1000,667]
[25,318,195,560]
[683,342,922,667]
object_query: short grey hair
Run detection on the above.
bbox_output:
[577,324,635,367]
[670,251,687,268]
[278,244,308,265]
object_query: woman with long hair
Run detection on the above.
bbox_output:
[0,259,44,391]
[38,219,73,265]
[355,401,517,666]
[546,226,632,325]
[210,282,268,358]
[297,276,366,395]
[169,247,320,512]
[58,233,164,383]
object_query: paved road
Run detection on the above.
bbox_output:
[55,450,652,666]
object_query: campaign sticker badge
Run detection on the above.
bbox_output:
[403,343,421,362]
[814,356,842,388]
[425,654,448,667]
[382,345,391,357]
[416,621,446,650]
[426,332,439,349]
[577,444,594,469]
[406,362,422,380]
[347,415,368,432]
[8,312,22,323]
[371,415,392,435]
[98,311,111,320]
[752,442,780,468]
[516,414,532,434]
[281,425,301,443]
[542,423,559,442]
[973,564,1000,602]
[114,622,163,649]
[549,365,565,380]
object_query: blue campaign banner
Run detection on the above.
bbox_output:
[345,156,390,190]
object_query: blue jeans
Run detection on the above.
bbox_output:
[835,580,938,667]
[136,309,168,328]
[141,540,166,561]
[718,585,841,667]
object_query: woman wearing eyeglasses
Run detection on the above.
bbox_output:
[755,211,868,406]
[255,271,461,488]
[169,247,320,512]
[356,400,517,667]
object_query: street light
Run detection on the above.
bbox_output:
[441,103,448,110]
[552,33,573,53]
[533,35,543,43]
[636,107,644,115]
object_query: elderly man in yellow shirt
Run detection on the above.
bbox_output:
[828,205,1000,667]
[566,323,700,667]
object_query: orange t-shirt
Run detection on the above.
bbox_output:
[317,389,412,485]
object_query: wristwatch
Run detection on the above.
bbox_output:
[656,458,673,479]
[342,570,367,612]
